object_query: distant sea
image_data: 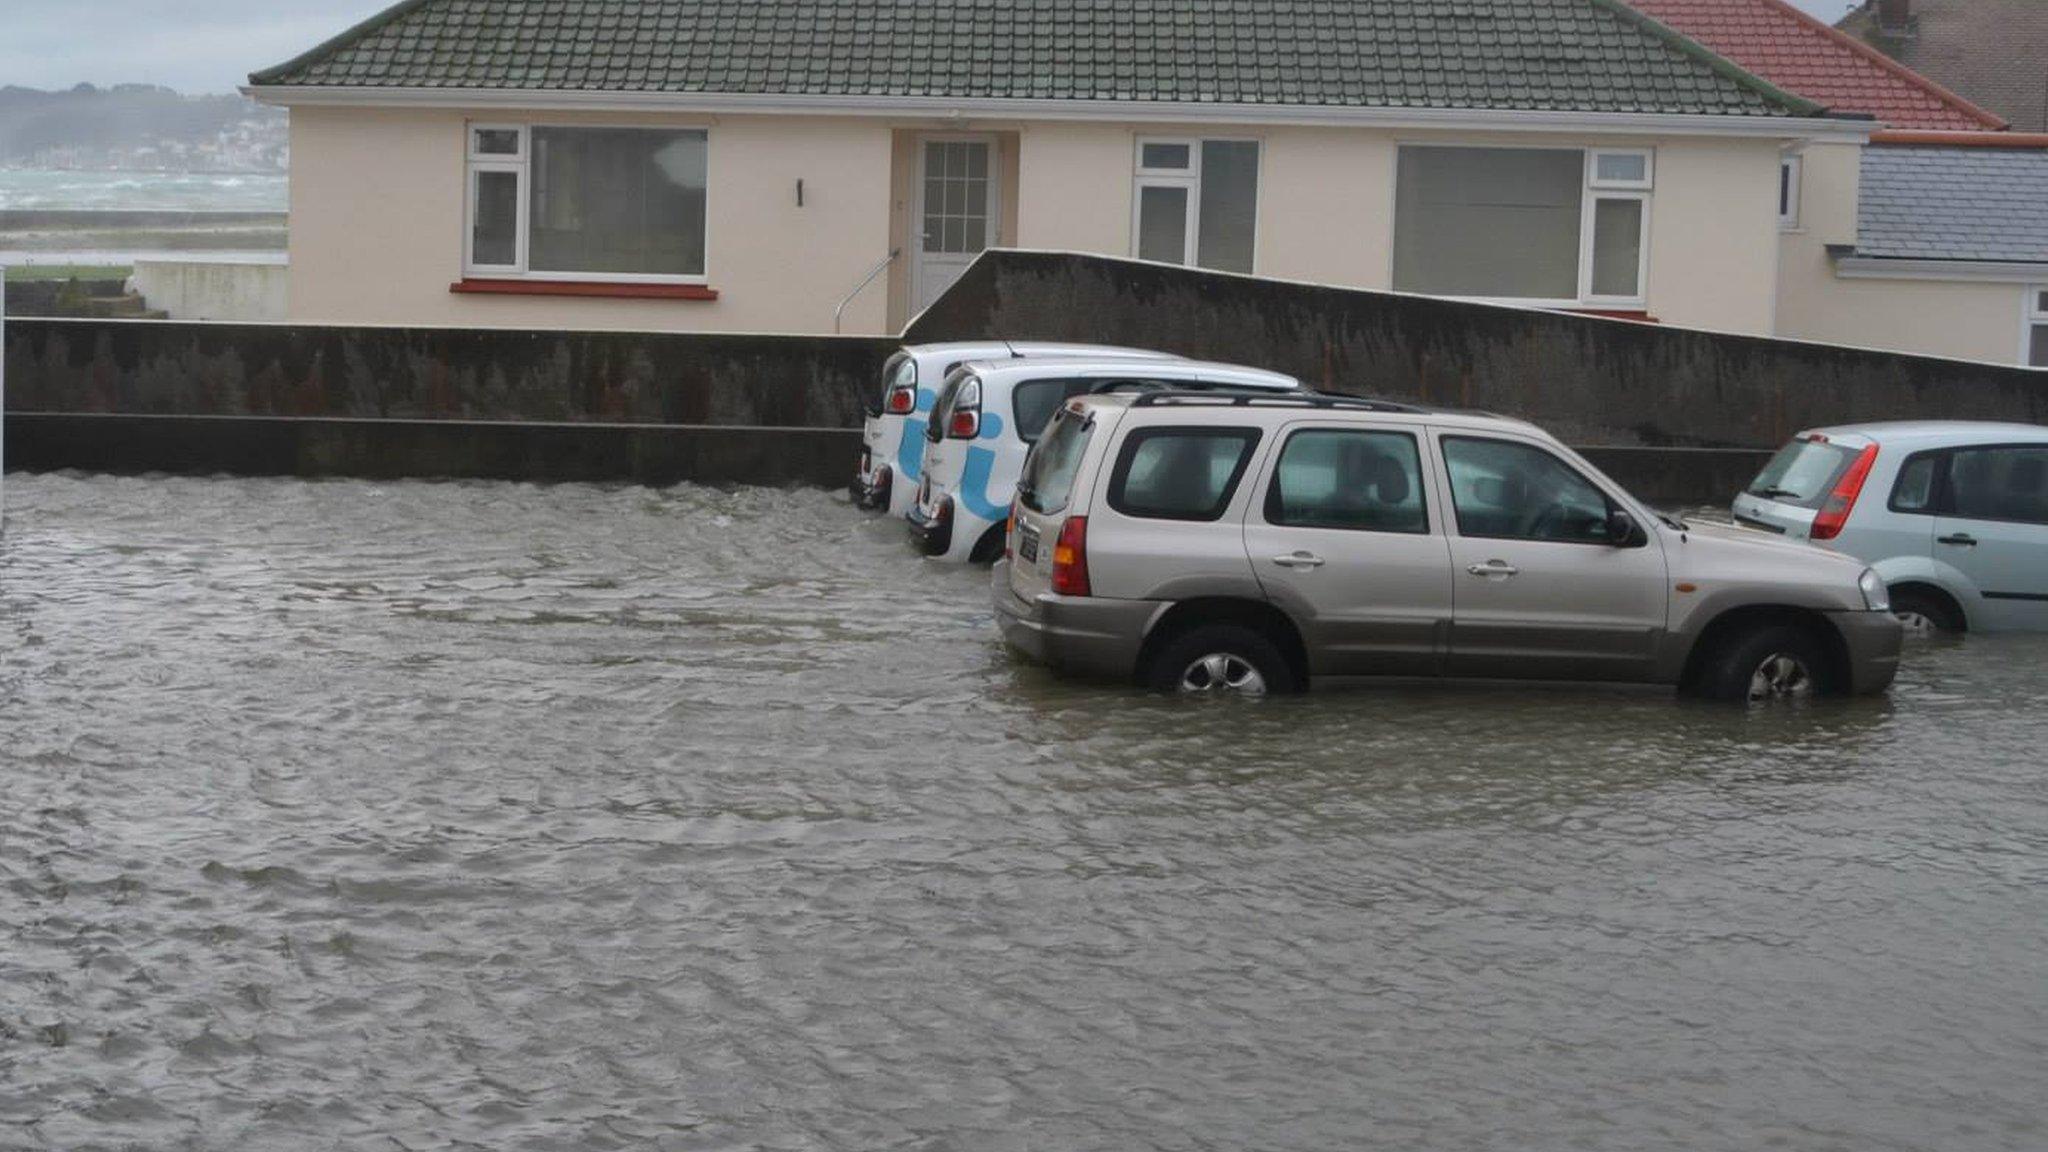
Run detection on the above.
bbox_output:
[0,169,287,212]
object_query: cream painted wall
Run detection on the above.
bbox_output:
[289,106,895,333]
[1775,142,2032,366]
[291,105,1796,338]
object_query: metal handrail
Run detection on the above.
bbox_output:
[833,247,901,334]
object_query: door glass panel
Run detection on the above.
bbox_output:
[1442,437,1615,543]
[1948,447,2048,525]
[1110,428,1261,521]
[922,141,991,256]
[1265,430,1427,533]
[1137,185,1190,264]
[1590,198,1644,298]
[1197,140,1259,273]
[471,170,518,266]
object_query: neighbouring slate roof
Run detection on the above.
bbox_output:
[1628,0,2003,130]
[1841,0,2048,133]
[1856,145,2048,263]
[249,0,1822,117]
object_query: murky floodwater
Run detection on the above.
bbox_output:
[2,474,2044,1151]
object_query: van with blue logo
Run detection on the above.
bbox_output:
[854,342,1178,517]
[908,359,1303,562]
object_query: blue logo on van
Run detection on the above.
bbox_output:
[953,412,1008,521]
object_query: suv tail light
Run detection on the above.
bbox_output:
[1004,502,1016,560]
[1050,516,1091,596]
[1810,443,1878,541]
[885,386,916,415]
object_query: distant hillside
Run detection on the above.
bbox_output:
[0,84,286,171]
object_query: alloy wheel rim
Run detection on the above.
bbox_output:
[1179,653,1267,695]
[1747,653,1813,702]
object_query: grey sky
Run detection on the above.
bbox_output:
[3,0,1865,96]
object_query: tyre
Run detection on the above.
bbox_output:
[968,524,1007,565]
[1142,623,1299,696]
[1690,622,1833,704]
[1889,586,1964,638]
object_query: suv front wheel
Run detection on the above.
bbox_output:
[1689,622,1834,704]
[1143,624,1299,696]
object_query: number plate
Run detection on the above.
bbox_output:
[1018,524,1040,564]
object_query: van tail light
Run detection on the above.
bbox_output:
[885,386,915,415]
[1810,444,1878,541]
[948,408,980,439]
[1050,516,1091,596]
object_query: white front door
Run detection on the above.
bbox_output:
[913,136,999,314]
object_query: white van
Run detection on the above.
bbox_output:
[853,342,1179,518]
[1732,421,2048,634]
[907,359,1301,562]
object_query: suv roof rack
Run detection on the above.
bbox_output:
[1127,390,1431,414]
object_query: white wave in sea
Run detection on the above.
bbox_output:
[0,169,288,212]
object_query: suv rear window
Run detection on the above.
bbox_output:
[1012,380,1097,444]
[1018,406,1092,514]
[1109,427,1262,521]
[1747,438,1859,509]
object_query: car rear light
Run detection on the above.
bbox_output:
[1050,516,1090,596]
[1810,444,1878,541]
[885,387,915,415]
[948,408,979,439]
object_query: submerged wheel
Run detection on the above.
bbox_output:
[1889,586,1964,638]
[1142,624,1298,696]
[1690,622,1833,704]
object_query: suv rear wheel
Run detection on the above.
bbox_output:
[1143,624,1299,696]
[1690,622,1833,704]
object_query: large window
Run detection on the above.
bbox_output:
[1393,146,1652,306]
[1109,427,1262,521]
[1132,138,1260,274]
[465,124,708,281]
[2028,288,2048,368]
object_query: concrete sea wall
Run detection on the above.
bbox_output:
[907,251,2046,449]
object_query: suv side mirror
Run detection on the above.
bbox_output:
[1607,508,1642,546]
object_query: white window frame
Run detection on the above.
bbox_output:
[1391,144,1654,310]
[465,123,527,276]
[461,120,710,285]
[1130,136,1261,273]
[1581,149,1653,308]
[1778,154,1804,231]
[2024,286,2048,368]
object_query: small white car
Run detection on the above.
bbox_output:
[907,359,1301,562]
[1732,421,2048,634]
[853,342,1178,518]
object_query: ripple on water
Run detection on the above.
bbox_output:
[2,473,2046,1151]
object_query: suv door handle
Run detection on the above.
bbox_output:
[1466,560,1520,578]
[1937,533,1977,547]
[1270,551,1326,569]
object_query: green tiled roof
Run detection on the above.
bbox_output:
[251,0,1822,118]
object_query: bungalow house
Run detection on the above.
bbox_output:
[1632,0,2048,368]
[245,0,1869,338]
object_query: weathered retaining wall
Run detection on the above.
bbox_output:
[4,317,895,428]
[905,250,2046,448]
[131,259,287,323]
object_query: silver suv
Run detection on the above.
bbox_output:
[995,393,1902,702]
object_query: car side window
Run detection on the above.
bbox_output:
[1109,427,1262,521]
[1889,452,1942,514]
[1440,436,1616,544]
[1948,446,2048,526]
[1264,429,1428,534]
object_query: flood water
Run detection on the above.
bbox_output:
[3,474,2044,1151]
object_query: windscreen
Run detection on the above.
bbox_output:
[1747,438,1859,509]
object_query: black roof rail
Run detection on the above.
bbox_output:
[1085,379,1295,396]
[1127,390,1431,414]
